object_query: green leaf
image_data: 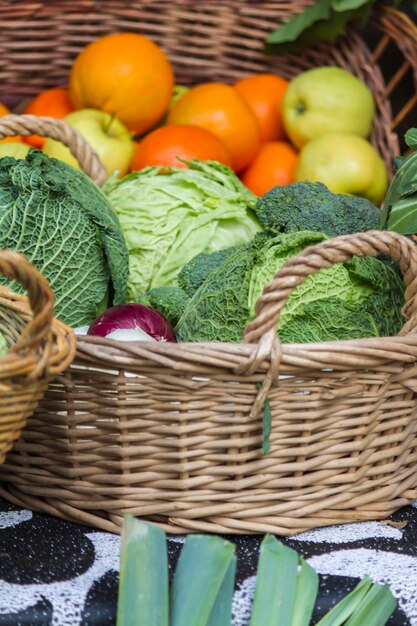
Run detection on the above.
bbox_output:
[393,156,406,172]
[265,0,374,54]
[396,154,417,198]
[207,555,237,626]
[116,516,168,626]
[266,0,333,45]
[399,175,417,199]
[331,0,370,9]
[315,576,373,626]
[257,382,272,455]
[290,558,319,626]
[381,134,417,233]
[386,194,417,234]
[170,534,235,626]
[262,397,272,456]
[344,582,396,626]
[249,535,299,626]
[405,128,417,150]
[384,161,405,205]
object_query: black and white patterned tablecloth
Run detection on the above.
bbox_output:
[0,498,416,625]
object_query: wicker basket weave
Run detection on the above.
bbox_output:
[0,249,75,464]
[0,1,416,172]
[0,1,417,535]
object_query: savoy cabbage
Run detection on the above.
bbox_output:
[176,231,405,343]
[0,150,129,327]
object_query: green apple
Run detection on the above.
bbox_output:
[295,132,388,205]
[283,67,375,149]
[169,85,189,110]
[158,84,190,128]
[43,109,135,177]
[0,142,30,160]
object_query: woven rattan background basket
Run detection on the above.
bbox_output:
[0,1,416,171]
[0,249,75,464]
[0,1,416,535]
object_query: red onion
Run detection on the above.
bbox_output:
[87,303,176,342]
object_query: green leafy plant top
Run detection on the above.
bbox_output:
[266,0,416,53]
[116,515,397,626]
[380,128,417,234]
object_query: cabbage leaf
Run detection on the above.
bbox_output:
[176,231,405,343]
[103,160,261,301]
[0,150,129,327]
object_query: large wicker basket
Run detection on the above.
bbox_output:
[0,249,75,464]
[0,0,417,535]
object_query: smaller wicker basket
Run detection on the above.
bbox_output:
[0,248,75,464]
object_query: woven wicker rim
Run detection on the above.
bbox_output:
[0,249,76,380]
[0,115,107,186]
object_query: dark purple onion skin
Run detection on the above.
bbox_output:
[87,303,177,342]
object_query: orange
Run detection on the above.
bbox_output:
[23,87,75,148]
[167,82,260,172]
[69,32,174,136]
[234,73,289,143]
[240,141,298,196]
[0,103,23,144]
[131,124,232,171]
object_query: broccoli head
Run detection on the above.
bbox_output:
[178,246,240,297]
[137,286,189,328]
[255,181,381,237]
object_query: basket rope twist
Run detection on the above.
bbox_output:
[0,114,107,186]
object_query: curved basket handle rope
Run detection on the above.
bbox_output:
[372,6,417,97]
[0,114,107,186]
[241,230,417,418]
[0,249,56,379]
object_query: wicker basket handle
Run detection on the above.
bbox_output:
[0,249,55,367]
[240,230,417,417]
[244,230,417,346]
[0,114,107,186]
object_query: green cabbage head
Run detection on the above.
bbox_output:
[0,150,129,327]
[176,231,405,343]
[103,160,261,300]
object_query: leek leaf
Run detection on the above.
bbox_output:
[116,515,168,626]
[344,582,397,626]
[290,558,319,626]
[207,554,237,626]
[249,534,298,626]
[170,534,235,626]
[315,576,372,626]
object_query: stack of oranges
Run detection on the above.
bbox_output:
[1,32,298,196]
